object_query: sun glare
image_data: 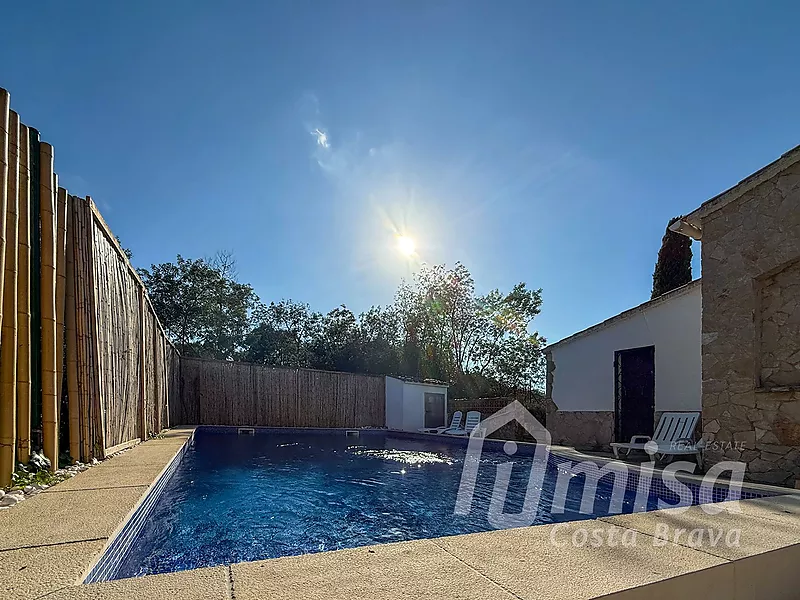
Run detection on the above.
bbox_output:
[396,235,416,257]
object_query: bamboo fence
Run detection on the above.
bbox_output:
[177,357,386,428]
[0,87,179,485]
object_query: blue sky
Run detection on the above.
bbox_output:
[2,1,798,343]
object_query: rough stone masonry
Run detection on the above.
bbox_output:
[698,156,800,486]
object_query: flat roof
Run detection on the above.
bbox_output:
[386,375,449,387]
[545,279,701,352]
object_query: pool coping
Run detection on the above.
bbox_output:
[2,425,800,599]
[81,430,196,583]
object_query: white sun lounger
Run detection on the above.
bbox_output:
[611,412,704,467]
[444,411,481,436]
[419,411,462,434]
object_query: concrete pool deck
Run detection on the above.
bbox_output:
[1,427,799,599]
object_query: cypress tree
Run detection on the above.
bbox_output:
[651,216,693,299]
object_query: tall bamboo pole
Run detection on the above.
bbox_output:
[0,90,11,486]
[40,143,58,471]
[0,96,13,486]
[55,188,67,433]
[78,199,91,456]
[65,195,80,460]
[1,110,20,480]
[16,123,31,463]
[72,197,90,461]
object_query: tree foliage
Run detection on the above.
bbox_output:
[138,253,256,359]
[651,216,693,299]
[140,255,546,396]
[395,263,544,393]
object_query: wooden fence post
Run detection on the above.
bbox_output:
[152,309,161,433]
[16,123,31,464]
[138,286,147,441]
[39,143,58,471]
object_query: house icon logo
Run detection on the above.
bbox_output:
[454,400,552,529]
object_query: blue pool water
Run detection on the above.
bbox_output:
[111,428,742,579]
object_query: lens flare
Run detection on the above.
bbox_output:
[396,235,416,256]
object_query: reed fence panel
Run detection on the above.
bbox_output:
[71,200,179,456]
[91,221,141,448]
[253,365,298,427]
[165,344,180,425]
[178,357,386,428]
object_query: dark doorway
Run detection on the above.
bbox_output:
[423,393,446,428]
[614,346,655,442]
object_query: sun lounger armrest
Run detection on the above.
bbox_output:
[629,435,651,444]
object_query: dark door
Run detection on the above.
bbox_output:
[424,393,446,428]
[615,346,655,442]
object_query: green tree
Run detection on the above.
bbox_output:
[142,254,546,396]
[308,305,361,372]
[243,300,321,367]
[472,283,546,392]
[394,263,545,392]
[651,216,693,298]
[139,253,257,359]
[115,236,133,261]
[356,305,403,375]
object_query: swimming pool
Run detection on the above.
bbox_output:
[88,427,759,581]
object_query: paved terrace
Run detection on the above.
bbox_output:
[1,428,799,600]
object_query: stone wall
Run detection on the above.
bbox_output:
[546,407,614,450]
[701,160,800,486]
[757,260,800,387]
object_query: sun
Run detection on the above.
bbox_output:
[395,235,416,257]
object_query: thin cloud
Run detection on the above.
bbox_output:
[312,128,329,149]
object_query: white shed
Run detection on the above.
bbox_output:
[545,280,701,448]
[385,376,449,432]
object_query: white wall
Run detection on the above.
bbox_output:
[402,384,425,431]
[550,284,701,413]
[385,376,405,430]
[385,377,448,431]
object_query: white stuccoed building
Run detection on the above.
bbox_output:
[544,279,701,449]
[385,376,449,432]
